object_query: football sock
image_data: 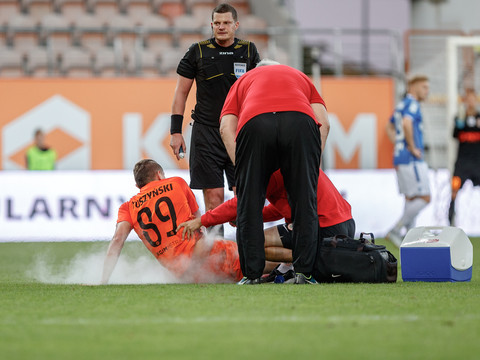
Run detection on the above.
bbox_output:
[277,263,293,273]
[400,198,428,231]
[448,200,456,225]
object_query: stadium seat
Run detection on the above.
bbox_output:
[55,0,87,24]
[6,13,40,54]
[88,0,120,20]
[172,14,205,49]
[226,0,250,16]
[21,0,53,21]
[126,48,161,77]
[187,0,215,26]
[239,14,269,51]
[119,0,152,23]
[59,46,94,77]
[0,0,21,27]
[240,14,267,30]
[0,29,6,48]
[141,14,173,55]
[154,0,185,23]
[0,46,25,76]
[158,47,184,76]
[104,13,139,54]
[25,45,54,76]
[72,12,107,52]
[39,13,73,57]
[93,45,124,76]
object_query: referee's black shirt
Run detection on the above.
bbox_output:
[177,38,260,127]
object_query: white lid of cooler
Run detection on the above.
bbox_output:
[401,226,473,270]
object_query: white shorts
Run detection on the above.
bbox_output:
[396,162,431,198]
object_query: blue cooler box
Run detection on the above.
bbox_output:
[400,226,473,282]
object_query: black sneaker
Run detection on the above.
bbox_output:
[260,265,283,283]
[294,273,318,284]
[261,266,296,284]
[275,269,296,284]
[237,277,262,285]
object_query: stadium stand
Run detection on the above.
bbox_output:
[155,0,186,23]
[0,0,21,27]
[88,0,120,20]
[172,13,204,48]
[39,12,73,57]
[6,13,40,54]
[93,44,123,76]
[120,0,153,24]
[59,45,93,76]
[25,45,51,76]
[0,0,273,77]
[54,0,86,23]
[158,46,184,76]
[141,13,173,55]
[21,0,53,21]
[71,11,107,52]
[125,47,161,76]
[0,45,25,76]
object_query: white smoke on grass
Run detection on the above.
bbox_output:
[26,229,239,285]
[175,228,240,284]
[27,248,177,285]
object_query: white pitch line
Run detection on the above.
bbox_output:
[3,313,479,326]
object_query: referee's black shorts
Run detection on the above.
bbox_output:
[189,121,235,190]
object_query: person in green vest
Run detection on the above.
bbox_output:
[25,129,57,170]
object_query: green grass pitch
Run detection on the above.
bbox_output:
[1,239,479,360]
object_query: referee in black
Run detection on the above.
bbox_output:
[170,3,260,234]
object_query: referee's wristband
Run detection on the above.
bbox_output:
[170,114,184,134]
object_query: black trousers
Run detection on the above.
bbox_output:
[235,111,322,279]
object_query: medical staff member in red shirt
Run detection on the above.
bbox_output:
[220,60,330,284]
[177,168,355,282]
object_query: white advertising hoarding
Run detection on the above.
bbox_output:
[0,169,478,242]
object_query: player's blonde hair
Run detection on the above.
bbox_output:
[407,74,429,86]
[133,159,164,188]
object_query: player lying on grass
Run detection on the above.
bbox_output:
[177,168,356,282]
[101,159,291,284]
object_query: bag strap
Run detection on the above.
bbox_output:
[326,234,365,251]
[360,232,375,244]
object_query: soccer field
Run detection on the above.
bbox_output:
[1,239,479,360]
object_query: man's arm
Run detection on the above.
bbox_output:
[170,75,194,159]
[219,114,238,164]
[177,197,238,240]
[402,116,422,159]
[311,103,329,152]
[385,121,396,144]
[101,221,132,285]
[262,203,285,223]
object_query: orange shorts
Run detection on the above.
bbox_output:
[201,240,243,283]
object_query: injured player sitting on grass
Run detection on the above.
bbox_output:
[101,158,291,284]
[177,168,356,284]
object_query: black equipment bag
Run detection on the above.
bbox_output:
[313,232,398,283]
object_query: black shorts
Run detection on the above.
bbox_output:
[453,160,480,187]
[276,218,356,249]
[189,121,235,190]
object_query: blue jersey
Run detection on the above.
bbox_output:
[390,94,425,165]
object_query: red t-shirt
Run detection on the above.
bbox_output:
[201,169,352,228]
[220,64,326,136]
[117,177,199,275]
